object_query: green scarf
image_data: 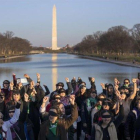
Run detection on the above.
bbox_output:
[97,105,101,110]
[87,98,97,107]
[49,120,58,136]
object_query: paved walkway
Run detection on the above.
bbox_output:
[78,55,140,68]
[0,55,25,60]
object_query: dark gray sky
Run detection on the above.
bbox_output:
[0,0,139,47]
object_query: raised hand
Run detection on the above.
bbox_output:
[36,73,40,79]
[114,78,117,85]
[65,77,69,82]
[12,73,16,76]
[115,90,121,99]
[43,96,49,103]
[10,81,14,90]
[132,78,137,83]
[69,95,75,105]
[91,77,95,82]
[24,93,29,102]
[114,78,120,86]
[24,74,30,78]
[100,83,105,89]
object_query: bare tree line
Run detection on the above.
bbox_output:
[0,31,32,56]
[72,24,140,55]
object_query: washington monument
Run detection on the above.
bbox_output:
[52,5,59,50]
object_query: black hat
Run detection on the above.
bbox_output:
[58,88,66,94]
[56,82,64,87]
[3,80,10,85]
[79,84,86,89]
[102,99,112,106]
[13,89,20,95]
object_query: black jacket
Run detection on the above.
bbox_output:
[125,109,140,140]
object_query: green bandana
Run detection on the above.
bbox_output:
[87,98,97,107]
[89,98,97,104]
[97,105,102,110]
[49,121,58,136]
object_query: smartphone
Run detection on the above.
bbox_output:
[17,78,28,84]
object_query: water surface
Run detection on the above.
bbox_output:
[0,53,140,93]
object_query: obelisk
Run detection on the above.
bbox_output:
[52,5,57,50]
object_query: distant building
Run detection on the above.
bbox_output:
[52,5,60,50]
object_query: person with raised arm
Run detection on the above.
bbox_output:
[49,77,72,102]
[38,95,78,140]
[125,98,140,140]
[116,78,137,140]
[91,98,124,140]
[0,101,21,140]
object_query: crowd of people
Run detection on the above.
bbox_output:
[0,73,140,140]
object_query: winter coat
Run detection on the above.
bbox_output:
[125,108,140,140]
[38,103,78,140]
[91,104,124,140]
[93,122,118,140]
[2,108,20,140]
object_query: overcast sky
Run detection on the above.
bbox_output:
[0,0,139,47]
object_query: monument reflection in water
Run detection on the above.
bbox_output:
[52,54,58,91]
